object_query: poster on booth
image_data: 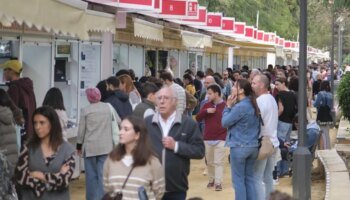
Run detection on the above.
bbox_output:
[80,44,101,104]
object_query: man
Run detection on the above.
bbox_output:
[105,76,132,120]
[160,71,186,114]
[222,70,232,100]
[251,74,279,200]
[1,59,36,142]
[145,87,205,200]
[195,84,227,191]
[133,82,159,118]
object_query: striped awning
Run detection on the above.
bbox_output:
[0,0,116,40]
[133,18,163,42]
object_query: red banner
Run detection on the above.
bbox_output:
[257,31,264,40]
[234,22,245,34]
[275,36,279,45]
[222,17,234,31]
[245,26,254,37]
[183,6,206,23]
[285,41,291,48]
[263,33,269,42]
[206,13,222,28]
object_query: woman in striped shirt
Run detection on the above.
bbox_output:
[103,116,165,200]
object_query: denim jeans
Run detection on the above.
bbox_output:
[276,160,289,176]
[277,121,292,142]
[84,154,108,200]
[230,147,258,200]
[254,150,277,200]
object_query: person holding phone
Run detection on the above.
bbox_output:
[222,79,260,200]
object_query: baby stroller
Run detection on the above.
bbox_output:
[277,128,322,177]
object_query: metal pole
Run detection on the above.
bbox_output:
[330,4,335,125]
[338,25,342,69]
[293,0,311,199]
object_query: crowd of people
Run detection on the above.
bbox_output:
[0,58,345,200]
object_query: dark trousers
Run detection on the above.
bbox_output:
[162,191,186,200]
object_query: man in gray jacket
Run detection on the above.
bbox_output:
[145,86,205,200]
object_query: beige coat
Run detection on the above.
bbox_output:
[77,102,114,157]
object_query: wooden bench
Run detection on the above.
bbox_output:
[317,149,350,200]
[335,144,350,170]
[336,119,350,144]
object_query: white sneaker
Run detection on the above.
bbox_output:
[273,179,279,186]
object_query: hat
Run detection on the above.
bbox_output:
[1,60,22,73]
[85,87,101,103]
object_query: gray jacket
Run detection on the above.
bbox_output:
[77,102,114,157]
[145,112,205,192]
[0,106,18,166]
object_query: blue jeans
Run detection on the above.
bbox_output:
[230,147,258,200]
[84,154,108,200]
[277,121,292,141]
[162,191,186,200]
[307,128,319,150]
[277,160,289,176]
[254,150,277,200]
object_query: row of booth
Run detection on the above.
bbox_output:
[0,0,329,123]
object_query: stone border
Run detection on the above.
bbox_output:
[317,149,350,200]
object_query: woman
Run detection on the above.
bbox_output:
[103,116,165,200]
[0,89,18,166]
[314,80,333,149]
[15,106,75,200]
[118,74,141,109]
[76,88,116,200]
[183,73,196,96]
[222,79,260,200]
[42,87,69,141]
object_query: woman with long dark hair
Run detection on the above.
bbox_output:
[42,87,68,141]
[222,79,260,200]
[103,116,165,200]
[15,106,75,199]
[314,80,333,149]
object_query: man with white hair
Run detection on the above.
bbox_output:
[251,74,279,200]
[145,86,205,200]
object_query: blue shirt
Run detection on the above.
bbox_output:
[222,97,260,147]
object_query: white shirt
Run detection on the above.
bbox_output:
[159,112,179,152]
[159,112,176,137]
[257,93,279,147]
[122,155,134,167]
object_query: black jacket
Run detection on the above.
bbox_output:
[145,112,205,192]
[105,90,132,119]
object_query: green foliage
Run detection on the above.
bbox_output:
[337,73,350,121]
[343,54,350,65]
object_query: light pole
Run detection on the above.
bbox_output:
[330,0,336,125]
[292,0,311,199]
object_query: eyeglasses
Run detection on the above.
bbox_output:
[156,96,176,102]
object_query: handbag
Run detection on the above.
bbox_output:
[257,113,275,160]
[102,166,134,200]
[257,136,275,160]
[107,103,120,146]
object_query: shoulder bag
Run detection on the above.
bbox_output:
[102,166,134,200]
[257,114,275,160]
[107,103,120,146]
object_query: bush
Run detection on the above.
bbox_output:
[337,72,350,121]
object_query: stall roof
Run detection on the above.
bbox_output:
[0,0,116,40]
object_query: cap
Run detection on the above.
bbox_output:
[1,60,22,73]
